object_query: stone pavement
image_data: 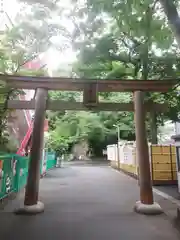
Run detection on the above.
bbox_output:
[0,164,180,240]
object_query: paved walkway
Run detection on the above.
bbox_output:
[0,164,180,239]
[155,185,180,200]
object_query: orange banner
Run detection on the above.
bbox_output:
[44,119,49,132]
[0,160,3,170]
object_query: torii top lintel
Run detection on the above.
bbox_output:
[0,74,178,92]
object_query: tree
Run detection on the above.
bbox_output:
[17,0,180,154]
[0,1,67,151]
[159,0,180,44]
[48,110,110,156]
[70,0,180,135]
[47,86,137,156]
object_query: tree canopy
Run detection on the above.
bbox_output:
[1,0,180,155]
[46,0,180,156]
[0,1,63,151]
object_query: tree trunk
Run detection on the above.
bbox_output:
[134,91,154,205]
[24,88,47,206]
[160,0,180,44]
[150,111,158,144]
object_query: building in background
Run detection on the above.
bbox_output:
[8,55,48,151]
[158,121,175,144]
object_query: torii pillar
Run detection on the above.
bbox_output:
[133,91,162,215]
[15,88,48,214]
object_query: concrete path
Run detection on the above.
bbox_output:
[0,165,180,240]
[155,185,180,200]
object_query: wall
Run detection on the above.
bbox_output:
[107,143,177,185]
[7,90,35,147]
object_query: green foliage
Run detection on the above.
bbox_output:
[70,0,180,121]
[46,0,180,155]
[48,111,111,156]
[6,0,180,155]
[47,89,136,155]
[0,1,63,151]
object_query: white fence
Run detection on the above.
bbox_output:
[107,144,118,161]
[107,143,136,165]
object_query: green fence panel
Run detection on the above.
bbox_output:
[0,151,57,199]
[14,155,29,192]
[0,154,16,200]
[46,152,57,170]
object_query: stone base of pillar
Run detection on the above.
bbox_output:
[14,201,44,215]
[134,201,163,215]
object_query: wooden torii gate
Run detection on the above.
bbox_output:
[1,74,177,215]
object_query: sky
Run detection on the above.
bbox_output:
[3,0,19,19]
[1,0,77,72]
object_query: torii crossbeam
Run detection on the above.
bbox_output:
[1,74,177,92]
